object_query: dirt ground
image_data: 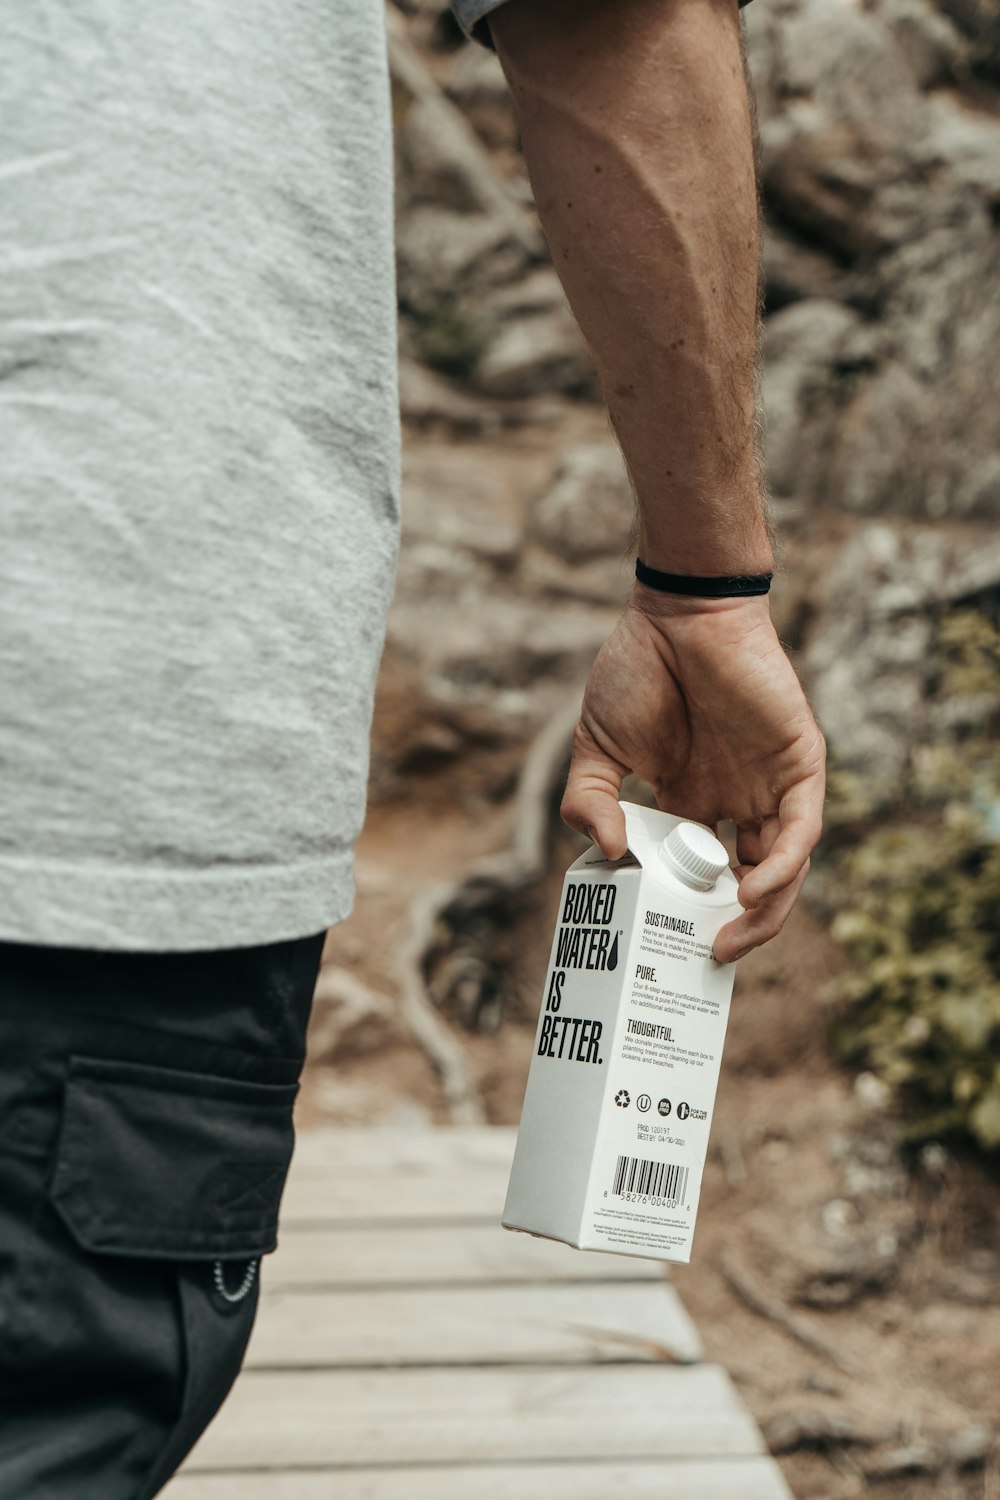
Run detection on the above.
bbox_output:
[298,793,1000,1500]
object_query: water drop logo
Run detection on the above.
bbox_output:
[606,932,619,971]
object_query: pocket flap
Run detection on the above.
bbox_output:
[49,1056,299,1259]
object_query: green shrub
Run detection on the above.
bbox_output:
[830,819,1000,1146]
[826,606,1000,1149]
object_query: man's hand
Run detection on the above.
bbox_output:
[561,585,826,963]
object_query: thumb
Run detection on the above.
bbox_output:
[560,721,629,859]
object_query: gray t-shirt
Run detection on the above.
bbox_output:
[1,0,752,952]
[1,0,402,950]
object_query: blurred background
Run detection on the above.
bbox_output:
[298,2,1000,1496]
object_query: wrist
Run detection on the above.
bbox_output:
[637,518,774,583]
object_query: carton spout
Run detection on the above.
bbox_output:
[619,801,734,895]
[619,800,672,861]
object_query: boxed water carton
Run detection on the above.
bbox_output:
[503,800,742,1264]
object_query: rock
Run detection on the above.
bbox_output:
[520,550,633,609]
[401,462,523,569]
[801,521,1000,787]
[764,297,865,368]
[877,207,995,373]
[934,0,1000,80]
[912,90,1000,211]
[397,595,615,691]
[759,48,1000,525]
[836,192,1000,520]
[761,104,927,261]
[370,586,615,799]
[762,298,881,502]
[398,356,500,433]
[397,96,491,215]
[762,221,850,311]
[829,359,936,515]
[474,307,599,399]
[445,43,520,151]
[389,14,543,305]
[396,205,531,302]
[775,1,926,145]
[753,0,998,345]
[398,355,564,433]
[387,437,621,718]
[877,0,968,89]
[756,2,935,259]
[527,444,634,563]
[389,18,539,249]
[742,3,785,125]
[484,266,572,320]
[473,270,600,400]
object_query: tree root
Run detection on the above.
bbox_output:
[396,694,581,1117]
[718,1251,858,1376]
[419,695,580,1032]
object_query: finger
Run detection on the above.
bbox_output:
[713,858,810,963]
[735,824,763,868]
[736,775,824,909]
[560,721,629,859]
[735,815,780,870]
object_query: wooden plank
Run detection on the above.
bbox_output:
[280,1170,507,1225]
[267,1223,659,1288]
[183,1365,763,1470]
[284,1128,515,1176]
[247,1283,702,1368]
[166,1457,793,1500]
[292,1128,517,1172]
[281,1129,515,1225]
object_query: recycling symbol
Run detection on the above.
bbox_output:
[614,1090,630,1108]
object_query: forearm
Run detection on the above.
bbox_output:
[490,0,770,575]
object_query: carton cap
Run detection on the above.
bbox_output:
[660,822,730,891]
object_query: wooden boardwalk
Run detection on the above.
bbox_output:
[166,1129,791,1499]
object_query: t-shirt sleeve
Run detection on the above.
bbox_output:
[450,0,505,49]
[452,0,754,51]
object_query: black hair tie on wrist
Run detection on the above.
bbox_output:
[635,559,773,598]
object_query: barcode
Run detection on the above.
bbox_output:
[612,1153,689,1203]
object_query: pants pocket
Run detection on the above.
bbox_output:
[37,1054,300,1500]
[50,1055,298,1260]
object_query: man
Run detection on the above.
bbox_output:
[0,0,825,1493]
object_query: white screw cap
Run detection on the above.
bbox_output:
[659,822,730,891]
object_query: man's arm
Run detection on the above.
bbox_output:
[487,0,826,961]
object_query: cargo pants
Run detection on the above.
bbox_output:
[0,932,323,1499]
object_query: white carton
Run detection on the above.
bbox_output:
[503,800,743,1264]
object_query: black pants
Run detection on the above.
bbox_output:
[0,933,323,1500]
